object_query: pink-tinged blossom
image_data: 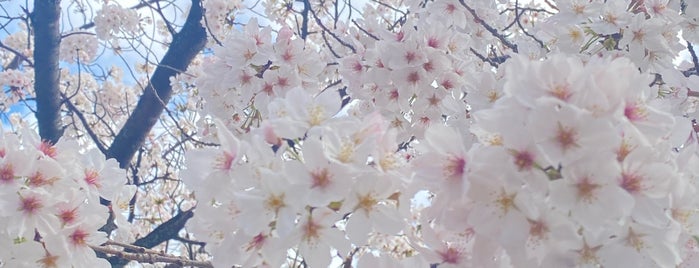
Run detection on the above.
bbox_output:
[620,100,676,144]
[183,119,251,197]
[413,225,473,268]
[286,138,352,207]
[503,54,585,108]
[59,32,98,63]
[94,4,140,40]
[281,88,341,131]
[383,40,427,69]
[339,54,367,89]
[234,168,305,237]
[540,235,608,267]
[0,146,32,189]
[5,189,60,238]
[43,224,110,267]
[549,156,634,234]
[77,1,695,266]
[52,188,109,228]
[617,146,675,199]
[286,208,349,268]
[548,0,602,24]
[597,222,682,267]
[0,69,32,90]
[413,124,471,198]
[75,150,125,201]
[467,166,531,242]
[344,175,402,245]
[319,118,382,167]
[209,230,286,268]
[528,98,618,166]
[589,0,632,35]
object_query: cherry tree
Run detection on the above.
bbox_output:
[2,0,699,267]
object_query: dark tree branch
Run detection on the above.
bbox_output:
[352,19,379,41]
[322,31,342,58]
[173,235,206,247]
[106,0,206,168]
[300,0,310,40]
[134,209,194,249]
[109,209,195,267]
[470,48,498,68]
[683,67,698,77]
[469,47,509,67]
[94,236,212,268]
[32,0,63,144]
[687,41,699,77]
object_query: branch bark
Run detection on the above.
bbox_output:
[108,209,195,267]
[32,0,63,144]
[106,0,206,168]
[92,243,213,268]
[133,209,195,249]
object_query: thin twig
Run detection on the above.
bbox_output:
[309,6,356,54]
[458,0,518,53]
[513,0,547,50]
[352,19,379,41]
[61,92,109,154]
[470,48,499,67]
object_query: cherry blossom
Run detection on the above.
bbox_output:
[287,207,348,267]
[94,3,141,40]
[6,0,699,267]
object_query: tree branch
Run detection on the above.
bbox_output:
[61,92,109,155]
[133,208,195,249]
[106,0,206,168]
[93,237,212,268]
[458,0,519,53]
[687,41,699,77]
[300,0,310,40]
[309,5,356,54]
[0,40,33,68]
[469,47,509,67]
[108,209,195,267]
[32,0,63,144]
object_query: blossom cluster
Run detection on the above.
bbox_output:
[185,55,699,267]
[202,0,243,39]
[466,54,699,267]
[0,28,29,65]
[93,3,141,41]
[195,19,324,129]
[59,32,99,63]
[0,68,33,110]
[0,131,133,267]
[0,69,31,90]
[6,0,699,267]
[180,0,699,267]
